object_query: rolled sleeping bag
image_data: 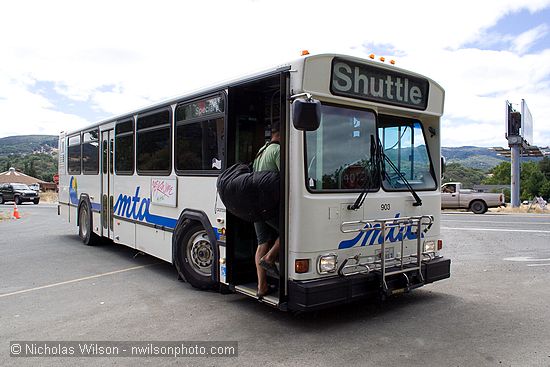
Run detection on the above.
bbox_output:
[216,163,280,223]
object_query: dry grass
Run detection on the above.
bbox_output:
[0,210,12,221]
[40,191,58,203]
[489,204,549,214]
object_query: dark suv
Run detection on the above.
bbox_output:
[0,183,40,205]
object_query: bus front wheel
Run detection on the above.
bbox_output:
[174,222,216,290]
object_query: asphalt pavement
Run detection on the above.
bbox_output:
[1,204,549,366]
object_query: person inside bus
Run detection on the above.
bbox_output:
[254,122,281,298]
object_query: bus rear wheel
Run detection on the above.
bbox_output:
[174,222,216,290]
[78,201,99,245]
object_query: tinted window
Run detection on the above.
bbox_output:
[305,105,377,191]
[136,110,171,174]
[115,120,134,174]
[67,135,81,174]
[175,95,225,173]
[82,129,99,174]
[176,118,224,171]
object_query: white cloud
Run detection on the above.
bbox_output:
[0,0,549,147]
[512,24,549,53]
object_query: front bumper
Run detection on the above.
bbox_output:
[288,257,451,312]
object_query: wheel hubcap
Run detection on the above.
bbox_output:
[187,230,213,276]
[80,208,88,238]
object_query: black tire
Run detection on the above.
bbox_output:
[78,201,99,245]
[174,221,216,290]
[470,200,488,214]
[14,196,21,205]
[33,199,40,205]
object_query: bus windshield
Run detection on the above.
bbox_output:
[306,104,378,191]
[378,115,436,191]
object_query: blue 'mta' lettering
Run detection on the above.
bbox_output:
[113,187,150,221]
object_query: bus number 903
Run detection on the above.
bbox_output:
[380,203,391,211]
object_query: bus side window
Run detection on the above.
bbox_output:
[67,134,81,175]
[115,119,134,175]
[82,129,99,175]
[136,109,172,175]
[175,95,225,173]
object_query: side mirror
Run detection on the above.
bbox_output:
[292,98,321,131]
[441,156,446,176]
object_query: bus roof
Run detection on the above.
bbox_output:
[61,53,443,136]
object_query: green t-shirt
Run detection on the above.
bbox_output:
[253,142,280,172]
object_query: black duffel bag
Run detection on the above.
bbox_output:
[216,163,279,223]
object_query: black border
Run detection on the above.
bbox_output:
[82,128,100,175]
[136,107,173,176]
[114,118,135,175]
[67,134,81,175]
[303,103,381,194]
[174,92,227,177]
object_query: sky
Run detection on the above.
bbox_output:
[1,0,549,148]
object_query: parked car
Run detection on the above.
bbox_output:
[28,183,40,192]
[0,183,40,205]
[441,182,505,214]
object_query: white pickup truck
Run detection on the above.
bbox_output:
[441,182,506,214]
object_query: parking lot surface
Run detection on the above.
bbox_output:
[1,204,550,366]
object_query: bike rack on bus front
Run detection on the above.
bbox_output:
[338,215,434,293]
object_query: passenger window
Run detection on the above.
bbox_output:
[175,95,225,173]
[67,135,81,174]
[136,109,171,175]
[82,129,99,174]
[115,119,134,174]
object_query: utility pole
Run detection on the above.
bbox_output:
[505,99,534,208]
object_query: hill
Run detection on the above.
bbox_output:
[441,146,509,171]
[0,135,58,182]
[0,135,58,156]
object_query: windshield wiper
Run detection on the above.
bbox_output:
[348,135,380,210]
[380,147,423,206]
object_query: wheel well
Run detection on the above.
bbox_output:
[172,209,219,282]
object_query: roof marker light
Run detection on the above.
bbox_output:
[379,56,385,62]
[369,54,375,59]
[390,60,396,65]
[301,50,310,56]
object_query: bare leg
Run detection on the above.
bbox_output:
[255,243,270,295]
[263,237,280,264]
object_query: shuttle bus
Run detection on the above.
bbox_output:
[58,53,450,311]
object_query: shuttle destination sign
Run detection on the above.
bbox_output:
[331,58,429,110]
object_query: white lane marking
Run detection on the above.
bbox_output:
[0,263,159,299]
[503,257,550,262]
[441,227,550,234]
[527,263,550,267]
[442,219,550,226]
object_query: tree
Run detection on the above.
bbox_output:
[539,157,550,180]
[483,161,511,185]
[443,162,486,188]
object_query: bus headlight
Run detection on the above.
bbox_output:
[424,241,436,253]
[318,254,337,274]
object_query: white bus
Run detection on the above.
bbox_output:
[58,53,449,311]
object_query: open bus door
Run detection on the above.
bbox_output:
[223,71,289,309]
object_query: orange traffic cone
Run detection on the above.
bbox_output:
[13,203,21,219]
